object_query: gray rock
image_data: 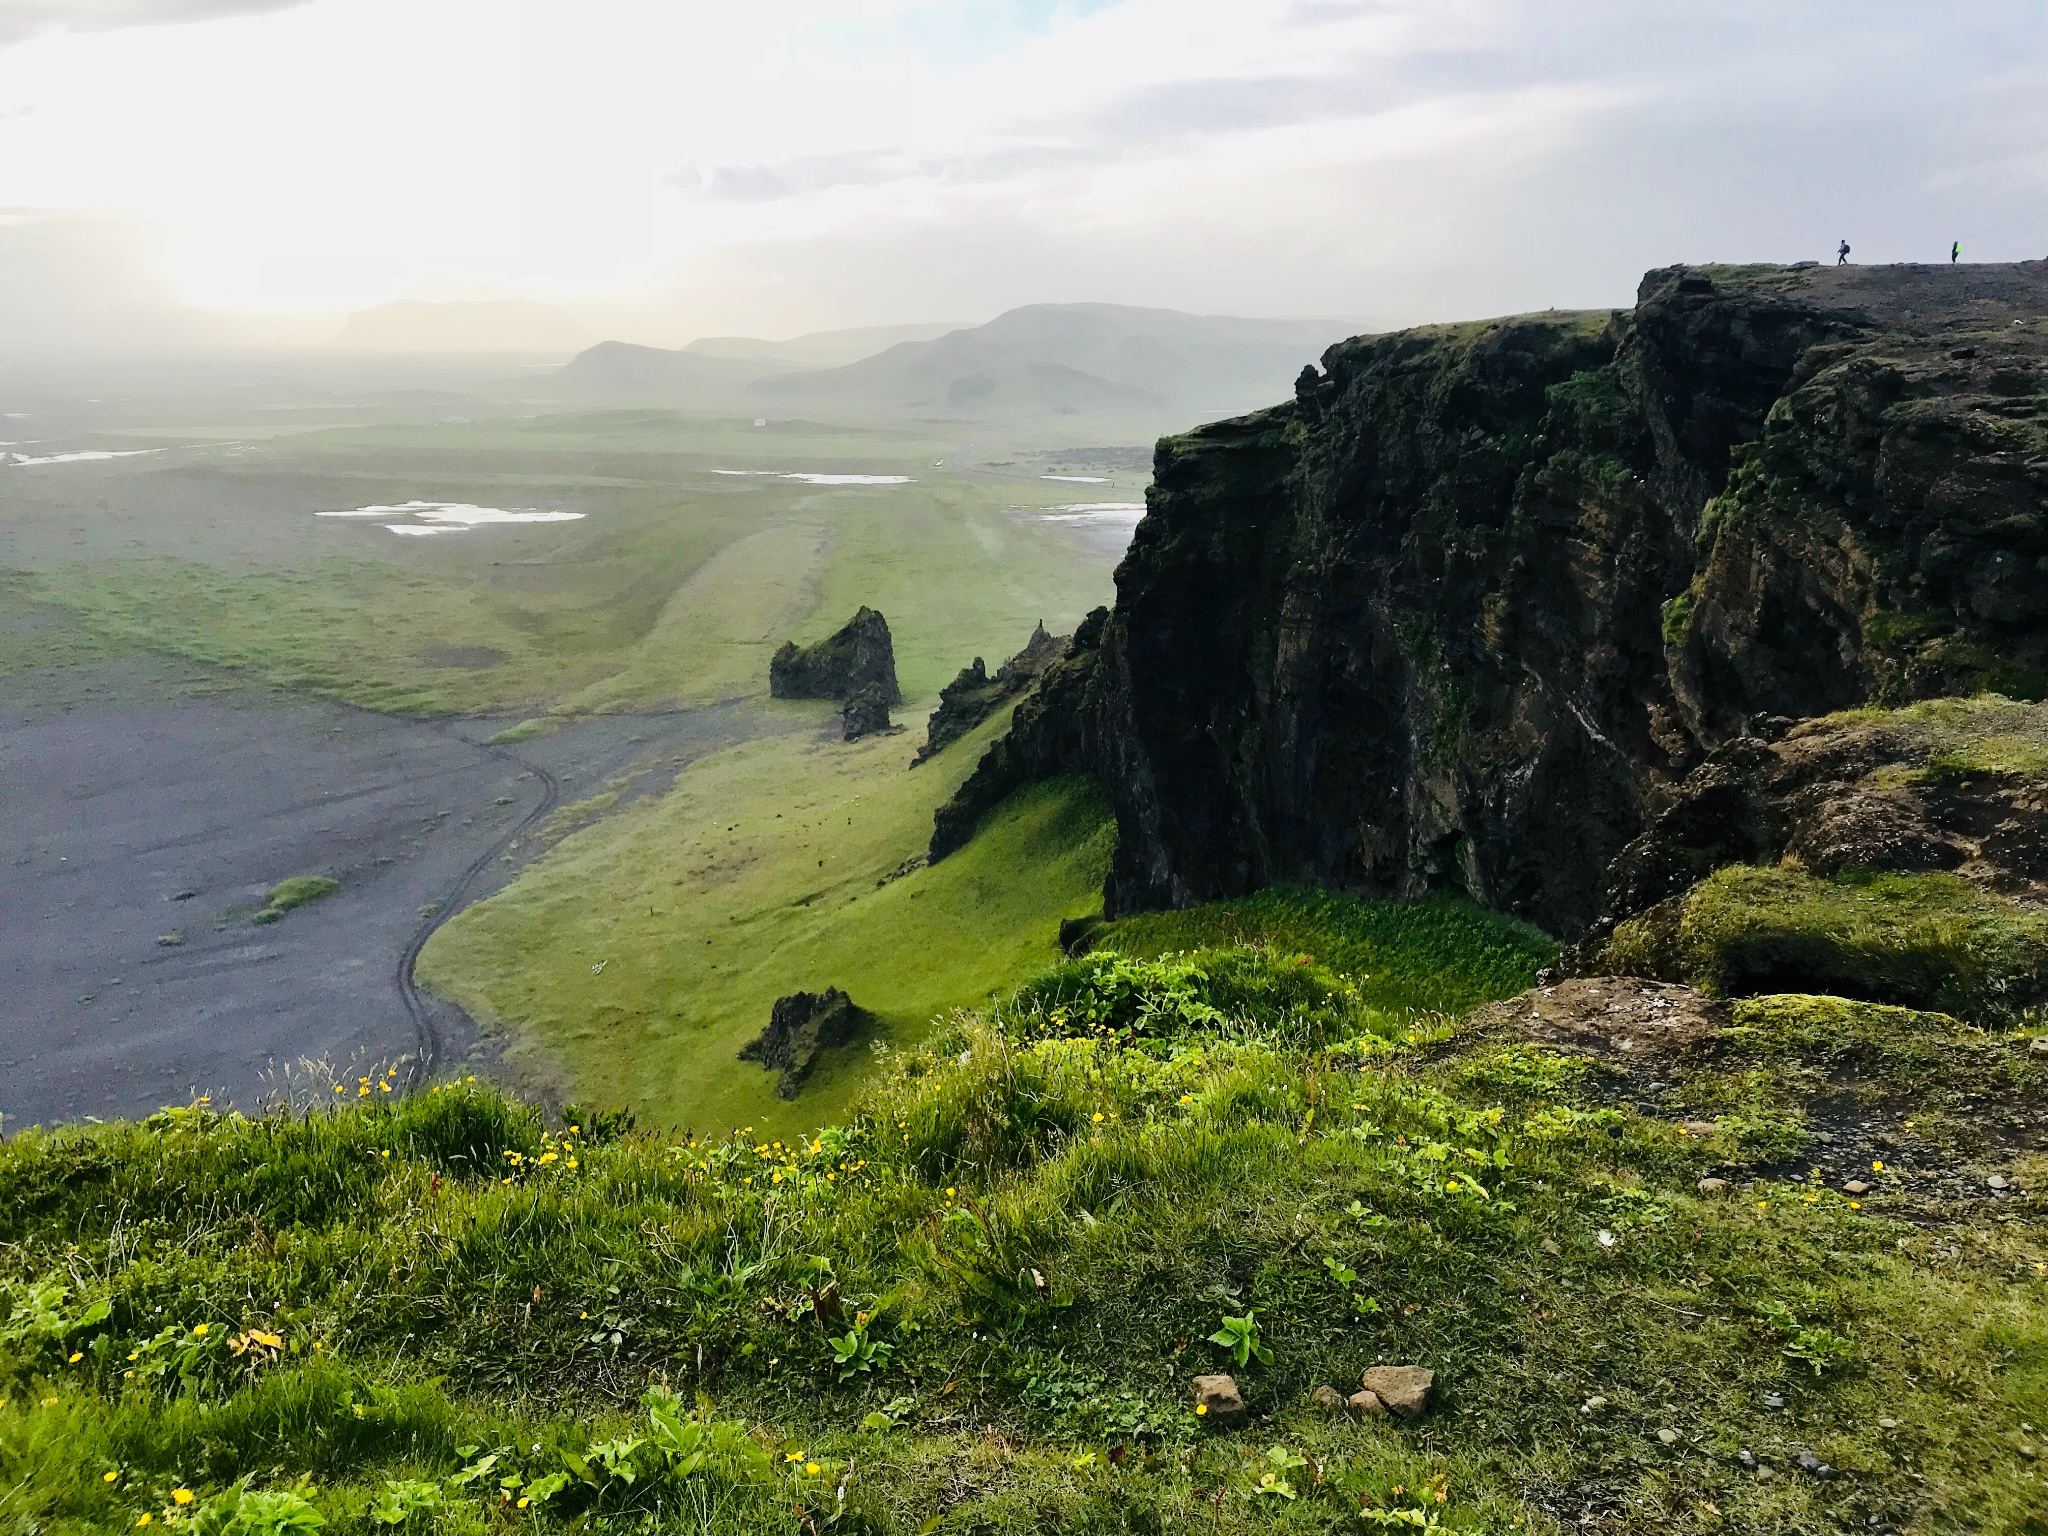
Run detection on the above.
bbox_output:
[2030,1037,2048,1055]
[1763,1393,1786,1411]
[1877,1418,1898,1430]
[1657,1428,1681,1445]
[1736,1449,1757,1470]
[1580,1396,1608,1416]
[1793,1449,1835,1478]
[1192,1374,1247,1430]
[841,682,895,741]
[1361,1365,1435,1420]
[1844,1180,1871,1195]
[1987,1174,2009,1191]
[1541,1237,1562,1255]
[1680,1120,1718,1136]
[1697,1178,1728,1194]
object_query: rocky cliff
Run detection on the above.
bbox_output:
[938,263,2048,937]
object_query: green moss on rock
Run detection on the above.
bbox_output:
[1606,864,2048,1020]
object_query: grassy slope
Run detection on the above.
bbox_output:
[1092,886,1558,1018]
[417,707,1115,1136]
[5,921,2042,1536]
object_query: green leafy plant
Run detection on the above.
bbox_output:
[365,1481,442,1527]
[194,1485,326,1536]
[1208,1310,1272,1368]
[828,1322,896,1381]
[1252,1446,1307,1500]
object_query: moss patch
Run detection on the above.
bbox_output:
[1605,864,2048,1020]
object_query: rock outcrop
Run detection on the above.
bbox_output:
[935,263,2048,937]
[841,683,895,741]
[912,623,1067,766]
[770,608,902,707]
[928,610,1111,862]
[737,988,867,1098]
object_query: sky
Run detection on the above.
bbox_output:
[0,0,2044,350]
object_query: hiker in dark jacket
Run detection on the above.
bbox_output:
[1952,241,1960,263]
[1838,240,1851,264]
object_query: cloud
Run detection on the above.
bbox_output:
[0,0,309,45]
[0,0,2045,348]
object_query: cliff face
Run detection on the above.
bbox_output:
[942,263,2048,938]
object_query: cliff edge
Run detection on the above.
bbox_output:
[938,262,2048,938]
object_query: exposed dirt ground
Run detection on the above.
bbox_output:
[0,665,774,1128]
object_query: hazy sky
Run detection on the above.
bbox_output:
[1,0,2043,349]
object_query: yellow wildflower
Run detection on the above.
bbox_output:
[172,1489,195,1506]
[104,1471,119,1483]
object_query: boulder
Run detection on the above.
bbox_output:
[737,989,867,1098]
[841,682,895,741]
[1191,1373,1246,1430]
[1347,1389,1387,1416]
[1361,1364,1435,1420]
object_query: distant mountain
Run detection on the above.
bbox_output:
[750,304,1366,420]
[330,299,597,353]
[684,322,968,370]
[547,340,796,404]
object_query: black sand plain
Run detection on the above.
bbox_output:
[0,667,767,1128]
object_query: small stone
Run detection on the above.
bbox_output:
[2021,1443,2038,1459]
[1697,1178,1728,1194]
[1755,1466,1776,1482]
[1680,1120,1718,1136]
[1987,1174,2009,1191]
[1736,1449,1757,1470]
[1657,1428,1681,1445]
[2029,1037,2048,1055]
[1793,1449,1835,1478]
[1844,1180,1870,1195]
[1191,1374,1247,1430]
[1877,1417,1898,1430]
[1361,1364,1436,1420]
[1541,1237,1562,1256]
[1310,1385,1347,1413]
[1763,1393,1786,1411]
[1348,1389,1387,1416]
[1580,1396,1608,1415]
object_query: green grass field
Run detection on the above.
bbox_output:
[6,921,2042,1535]
[6,413,1134,717]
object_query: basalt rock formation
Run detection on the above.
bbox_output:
[935,263,2048,937]
[929,609,1111,862]
[912,623,1067,767]
[841,683,896,742]
[738,988,867,1098]
[769,607,902,707]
